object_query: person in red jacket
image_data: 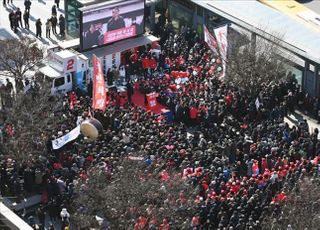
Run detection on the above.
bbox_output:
[149,56,157,70]
[141,55,150,79]
[159,218,170,230]
[190,105,198,125]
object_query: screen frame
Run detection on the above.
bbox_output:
[79,0,146,52]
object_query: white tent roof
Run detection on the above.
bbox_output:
[39,65,62,78]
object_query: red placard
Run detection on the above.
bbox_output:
[104,25,136,44]
[92,55,107,111]
[147,92,158,108]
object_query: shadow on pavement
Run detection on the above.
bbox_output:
[19,27,33,35]
[297,0,313,3]
[5,6,13,12]
[38,0,46,5]
[0,28,15,40]
[28,29,36,36]
[39,37,50,45]
[7,3,16,10]
[48,38,58,44]
[29,15,37,22]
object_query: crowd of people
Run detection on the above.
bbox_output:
[5,0,65,39]
[1,18,320,230]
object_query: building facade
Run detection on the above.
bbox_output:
[63,0,320,96]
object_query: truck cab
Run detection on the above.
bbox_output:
[38,49,91,95]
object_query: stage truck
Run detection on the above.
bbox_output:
[38,48,92,95]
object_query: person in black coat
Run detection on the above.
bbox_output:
[51,15,57,35]
[23,10,29,30]
[9,10,15,30]
[54,0,60,9]
[127,81,134,104]
[24,0,31,13]
[36,18,42,38]
[13,13,19,33]
[87,79,93,98]
[106,68,114,86]
[48,199,58,223]
[15,8,22,28]
[36,205,46,227]
[52,5,57,16]
[59,15,65,37]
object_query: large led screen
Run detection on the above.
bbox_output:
[81,0,144,50]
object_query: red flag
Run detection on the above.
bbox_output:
[92,55,107,111]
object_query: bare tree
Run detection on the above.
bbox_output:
[262,177,320,230]
[0,38,44,79]
[0,83,63,163]
[72,160,195,229]
[226,29,291,97]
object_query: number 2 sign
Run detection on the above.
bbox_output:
[65,58,75,73]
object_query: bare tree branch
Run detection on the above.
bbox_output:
[0,38,44,79]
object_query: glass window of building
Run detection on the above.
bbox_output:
[65,0,83,38]
[169,0,193,31]
[205,10,229,30]
[65,0,112,38]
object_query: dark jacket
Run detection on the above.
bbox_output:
[24,0,31,9]
[51,6,57,16]
[59,16,65,30]
[15,10,22,20]
[51,16,57,26]
[9,12,15,22]
[23,11,29,21]
[107,17,125,31]
[36,20,42,28]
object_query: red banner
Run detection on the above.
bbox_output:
[104,26,136,44]
[171,71,189,78]
[92,55,107,111]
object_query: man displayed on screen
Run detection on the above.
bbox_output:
[84,24,102,48]
[107,7,125,31]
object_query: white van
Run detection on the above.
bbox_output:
[38,49,91,95]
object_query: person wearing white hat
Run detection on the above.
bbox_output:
[61,207,70,230]
[60,207,70,220]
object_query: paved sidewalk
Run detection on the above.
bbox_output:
[0,0,65,47]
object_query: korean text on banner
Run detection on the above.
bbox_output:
[104,26,136,44]
[214,25,228,79]
[52,125,81,150]
[203,25,218,54]
[92,55,107,111]
[147,92,159,108]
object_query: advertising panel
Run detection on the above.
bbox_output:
[81,0,144,50]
